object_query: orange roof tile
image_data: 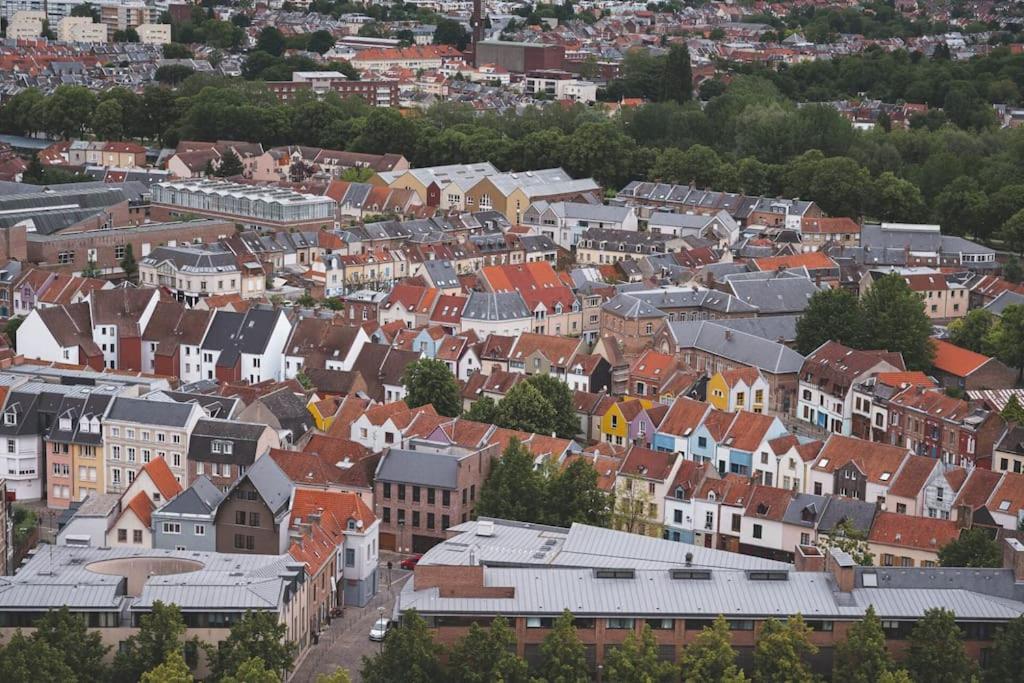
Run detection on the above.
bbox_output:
[753,251,837,272]
[812,434,909,485]
[124,491,156,528]
[630,349,677,381]
[868,511,959,552]
[886,455,939,499]
[876,371,936,389]
[931,339,990,378]
[619,445,676,482]
[141,457,182,501]
[744,486,794,522]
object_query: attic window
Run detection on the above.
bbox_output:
[670,569,711,580]
[862,572,878,587]
[818,458,829,468]
[1000,500,1012,511]
[756,503,769,515]
[3,411,15,426]
[747,570,788,581]
[880,472,891,481]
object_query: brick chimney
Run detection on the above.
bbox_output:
[794,544,825,573]
[1003,538,1024,582]
[825,546,856,593]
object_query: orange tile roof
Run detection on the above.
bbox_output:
[509,332,581,367]
[293,487,376,532]
[718,366,761,388]
[800,217,860,234]
[288,522,337,576]
[812,434,909,485]
[363,400,410,425]
[630,349,677,381]
[141,457,182,501]
[744,486,794,522]
[753,251,837,272]
[988,472,1024,516]
[953,468,1003,509]
[722,411,777,452]
[480,262,576,312]
[124,491,156,528]
[619,445,677,482]
[703,409,738,442]
[886,455,939,499]
[868,511,959,552]
[931,339,990,378]
[876,371,936,389]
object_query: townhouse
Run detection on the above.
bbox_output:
[599,399,667,449]
[797,341,905,436]
[613,446,683,537]
[187,418,280,489]
[44,383,121,508]
[478,261,584,337]
[808,435,910,503]
[139,245,266,306]
[152,476,225,551]
[647,210,739,246]
[867,511,959,568]
[106,457,182,548]
[576,227,687,265]
[199,308,292,384]
[522,201,638,250]
[860,268,968,321]
[459,291,533,338]
[141,301,213,380]
[718,411,788,482]
[707,367,769,413]
[507,332,584,382]
[212,455,294,555]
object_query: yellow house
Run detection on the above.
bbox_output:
[599,398,654,447]
[308,397,340,432]
[71,442,104,501]
[707,367,769,413]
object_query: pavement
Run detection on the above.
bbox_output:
[291,553,413,683]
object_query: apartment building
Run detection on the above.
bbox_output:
[139,245,266,306]
[44,384,121,508]
[103,397,203,493]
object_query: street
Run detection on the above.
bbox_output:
[291,554,412,683]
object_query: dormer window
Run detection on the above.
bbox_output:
[347,519,357,530]
[211,440,233,455]
[4,410,16,426]
[59,417,72,431]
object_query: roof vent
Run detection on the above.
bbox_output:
[476,520,495,537]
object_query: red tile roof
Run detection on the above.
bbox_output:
[619,445,677,482]
[812,434,909,485]
[953,468,1003,509]
[722,411,777,452]
[630,349,677,381]
[886,455,939,499]
[141,457,182,502]
[931,339,990,378]
[744,486,795,522]
[124,491,156,528]
[876,371,936,389]
[868,511,959,552]
[753,251,837,272]
[479,262,577,312]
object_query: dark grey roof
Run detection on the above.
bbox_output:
[728,277,822,315]
[665,321,805,374]
[817,496,877,536]
[462,291,531,321]
[782,493,829,528]
[106,396,197,428]
[237,452,293,516]
[187,418,267,465]
[156,391,239,419]
[202,308,286,366]
[0,207,105,235]
[256,388,312,441]
[985,290,1024,317]
[140,245,238,272]
[860,224,995,256]
[710,315,800,344]
[376,448,460,488]
[156,476,225,517]
[602,293,665,319]
[422,259,459,288]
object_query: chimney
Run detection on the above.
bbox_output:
[1003,538,1024,582]
[826,546,856,593]
[794,544,825,572]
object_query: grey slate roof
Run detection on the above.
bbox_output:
[626,287,758,315]
[106,396,197,428]
[817,497,878,537]
[665,321,805,374]
[376,448,461,489]
[201,308,285,367]
[728,277,823,315]
[710,315,800,344]
[140,245,238,273]
[156,475,225,517]
[985,290,1024,316]
[188,418,267,466]
[255,388,312,441]
[602,293,666,319]
[238,451,293,517]
[422,259,459,288]
[782,493,829,528]
[462,291,531,321]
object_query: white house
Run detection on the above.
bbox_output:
[522,200,638,251]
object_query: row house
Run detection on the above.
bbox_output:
[151,475,224,552]
[599,399,667,449]
[199,308,292,384]
[139,245,266,307]
[269,433,377,503]
[808,435,911,504]
[460,291,533,338]
[850,371,937,443]
[797,341,905,436]
[522,200,638,250]
[10,268,110,317]
[860,268,968,321]
[379,282,440,328]
[282,318,370,380]
[140,301,214,380]
[707,367,770,414]
[318,249,407,297]
[44,384,121,508]
[994,425,1024,475]
[106,457,183,549]
[507,332,584,382]
[567,353,613,394]
[613,446,683,538]
[186,418,280,489]
[478,261,585,337]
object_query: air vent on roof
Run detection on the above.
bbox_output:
[670,568,711,580]
[747,570,789,581]
[594,568,635,579]
[476,520,495,537]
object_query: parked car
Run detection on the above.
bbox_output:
[400,554,422,570]
[369,617,392,641]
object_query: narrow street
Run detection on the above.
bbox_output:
[291,555,412,683]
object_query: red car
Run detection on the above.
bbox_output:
[400,554,422,570]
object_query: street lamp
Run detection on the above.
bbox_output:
[378,606,385,654]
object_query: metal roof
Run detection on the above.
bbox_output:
[376,448,461,489]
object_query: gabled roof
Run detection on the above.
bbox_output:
[812,434,909,485]
[665,321,804,375]
[868,511,959,552]
[953,468,1004,510]
[140,456,182,502]
[744,486,794,523]
[123,491,156,529]
[802,341,904,389]
[619,445,677,482]
[886,455,939,499]
[630,349,677,381]
[931,339,991,378]
[155,476,224,517]
[509,333,581,368]
[721,411,777,452]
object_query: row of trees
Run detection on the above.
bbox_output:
[364,606,1024,683]
[12,61,1024,234]
[0,603,299,683]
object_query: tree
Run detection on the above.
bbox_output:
[256,26,287,56]
[91,99,125,140]
[0,630,76,683]
[661,44,692,103]
[947,309,996,354]
[433,18,470,50]
[613,482,659,536]
[447,616,529,683]
[524,374,580,439]
[680,615,746,683]
[1003,209,1024,255]
[216,149,244,178]
[463,396,498,423]
[878,672,914,683]
[752,615,817,683]
[1005,256,1023,284]
[361,610,443,683]
[494,382,559,435]
[537,610,589,683]
[140,650,192,683]
[315,670,352,683]
[795,288,866,355]
[162,42,193,59]
[113,27,139,42]
[476,438,543,522]
[984,614,1024,683]
[817,518,874,566]
[986,304,1024,381]
[904,608,976,683]
[938,527,1002,567]
[111,601,189,683]
[42,85,96,139]
[861,273,935,370]
[402,357,462,417]
[1002,395,1024,424]
[604,624,679,683]
[220,656,281,683]
[33,607,110,682]
[308,29,336,54]
[70,2,99,20]
[120,243,138,282]
[206,610,295,681]
[544,457,611,527]
[833,605,890,683]
[4,316,22,350]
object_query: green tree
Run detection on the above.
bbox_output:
[256,26,287,56]
[1005,256,1023,284]
[476,438,543,521]
[861,273,935,370]
[42,85,96,139]
[92,99,125,140]
[680,615,746,683]
[795,288,866,355]
[361,610,443,683]
[433,18,470,50]
[70,2,99,20]
[986,304,1024,381]
[1002,394,1024,424]
[207,610,295,681]
[661,44,692,103]
[604,623,679,683]
[544,457,610,527]
[308,29,336,54]
[447,616,529,683]
[140,650,193,683]
[315,670,352,683]
[111,601,189,683]
[1003,209,1024,255]
[984,614,1024,683]
[402,357,462,417]
[938,527,1002,567]
[494,382,559,435]
[537,610,589,683]
[216,149,244,177]
[878,672,914,683]
[113,27,139,42]
[463,395,498,423]
[120,243,138,282]
[948,309,996,354]
[220,656,280,683]
[869,172,926,222]
[752,615,817,683]
[934,176,989,239]
[33,607,110,682]
[0,630,76,683]
[904,608,976,683]
[162,42,193,59]
[833,605,890,683]
[154,65,195,86]
[524,374,580,439]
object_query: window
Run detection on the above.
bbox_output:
[442,490,451,507]
[398,484,406,501]
[412,486,421,503]
[194,525,205,536]
[753,524,763,539]
[647,619,674,630]
[427,488,435,505]
[345,548,355,567]
[705,511,714,530]
[383,483,391,499]
[233,534,255,551]
[442,514,450,529]
[248,512,260,527]
[382,507,391,523]
[427,512,435,529]
[412,511,420,527]
[118,529,127,543]
[115,245,127,260]
[731,514,740,533]
[607,618,636,630]
[58,251,75,265]
[133,529,143,544]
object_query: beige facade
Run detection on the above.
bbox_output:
[58,16,107,42]
[8,11,44,39]
[136,23,171,44]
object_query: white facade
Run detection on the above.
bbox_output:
[58,16,107,42]
[135,22,170,44]
[1,434,41,500]
[16,309,80,365]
